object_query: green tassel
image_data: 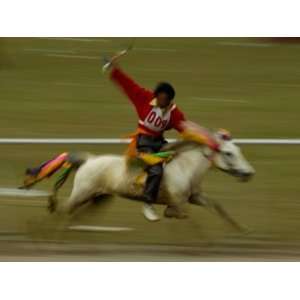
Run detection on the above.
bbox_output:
[54,164,73,192]
[152,151,175,159]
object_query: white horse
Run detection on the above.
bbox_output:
[47,131,254,227]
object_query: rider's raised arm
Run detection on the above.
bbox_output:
[110,67,153,107]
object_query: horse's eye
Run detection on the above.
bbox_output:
[224,152,233,157]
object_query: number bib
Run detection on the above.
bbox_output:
[139,105,175,133]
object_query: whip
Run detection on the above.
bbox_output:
[102,38,135,73]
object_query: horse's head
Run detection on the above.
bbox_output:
[212,129,255,181]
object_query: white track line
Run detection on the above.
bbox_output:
[191,97,249,104]
[68,225,134,232]
[0,79,102,88]
[135,47,177,52]
[54,82,103,88]
[38,38,111,42]
[218,41,273,48]
[24,48,76,54]
[133,67,191,73]
[46,54,99,60]
[234,139,300,145]
[256,83,300,88]
[0,138,131,144]
[0,138,300,145]
[0,188,51,198]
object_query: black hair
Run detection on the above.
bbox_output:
[154,82,176,101]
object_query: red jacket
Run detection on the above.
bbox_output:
[111,67,185,136]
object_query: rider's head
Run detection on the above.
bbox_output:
[154,82,175,108]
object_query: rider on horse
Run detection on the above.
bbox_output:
[107,58,220,221]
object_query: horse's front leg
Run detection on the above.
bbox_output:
[163,191,189,219]
[164,204,188,219]
[188,192,208,206]
[189,193,247,233]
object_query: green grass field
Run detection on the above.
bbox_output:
[0,37,300,260]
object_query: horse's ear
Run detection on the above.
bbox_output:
[216,128,232,141]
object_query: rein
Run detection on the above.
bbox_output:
[201,147,217,166]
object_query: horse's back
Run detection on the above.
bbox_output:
[84,154,126,177]
[75,154,128,193]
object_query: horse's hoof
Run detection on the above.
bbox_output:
[164,206,174,218]
[176,213,189,219]
[47,203,56,213]
[164,206,182,218]
[164,206,189,219]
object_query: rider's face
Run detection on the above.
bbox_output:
[156,92,171,108]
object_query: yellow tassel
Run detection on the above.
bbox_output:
[181,130,209,145]
[135,172,147,185]
[138,153,165,165]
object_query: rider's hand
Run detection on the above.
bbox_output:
[110,57,119,69]
[102,54,120,73]
[102,57,119,73]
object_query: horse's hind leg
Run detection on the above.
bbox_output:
[65,189,94,214]
[48,193,58,213]
[48,185,62,213]
[93,193,112,204]
[47,164,74,213]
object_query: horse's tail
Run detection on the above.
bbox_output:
[21,152,91,192]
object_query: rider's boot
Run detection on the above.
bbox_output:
[142,203,160,222]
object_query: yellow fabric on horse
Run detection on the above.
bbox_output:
[180,120,220,151]
[125,121,219,167]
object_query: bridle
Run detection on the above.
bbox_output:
[201,146,217,166]
[202,147,236,174]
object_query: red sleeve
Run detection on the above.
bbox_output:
[170,107,186,132]
[110,67,153,108]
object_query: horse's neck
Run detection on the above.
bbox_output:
[173,145,212,179]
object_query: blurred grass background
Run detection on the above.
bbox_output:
[0,38,300,259]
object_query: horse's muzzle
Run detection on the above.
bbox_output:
[217,166,255,182]
[235,170,255,182]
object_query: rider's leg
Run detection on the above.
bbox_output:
[142,162,163,221]
[143,163,163,204]
[136,134,165,221]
